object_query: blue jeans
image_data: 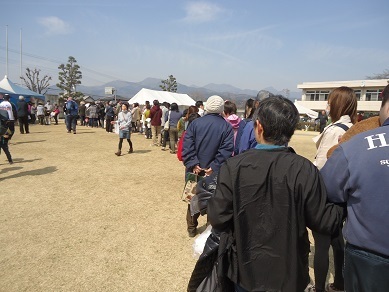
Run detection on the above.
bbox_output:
[66,115,77,132]
[345,243,389,292]
[234,283,248,292]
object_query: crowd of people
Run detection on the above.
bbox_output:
[185,86,389,292]
[1,85,388,291]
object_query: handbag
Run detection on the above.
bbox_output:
[164,111,171,130]
[182,172,201,203]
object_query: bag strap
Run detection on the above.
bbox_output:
[334,123,349,131]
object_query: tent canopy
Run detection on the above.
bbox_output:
[129,88,195,106]
[294,100,318,119]
[0,75,46,102]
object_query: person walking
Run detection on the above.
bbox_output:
[65,96,78,134]
[0,126,13,164]
[113,103,133,156]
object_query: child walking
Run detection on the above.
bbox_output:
[113,103,133,156]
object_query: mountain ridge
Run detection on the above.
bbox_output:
[48,78,301,102]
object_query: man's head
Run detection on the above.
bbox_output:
[19,95,25,100]
[195,100,204,109]
[255,90,274,109]
[253,95,299,146]
[205,95,224,114]
[3,94,11,101]
[379,84,389,125]
[153,99,159,106]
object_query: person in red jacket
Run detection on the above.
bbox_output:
[149,100,162,146]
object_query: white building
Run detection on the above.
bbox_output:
[297,79,388,113]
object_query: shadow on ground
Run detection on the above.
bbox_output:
[0,166,23,174]
[12,158,43,164]
[12,140,46,145]
[0,166,57,182]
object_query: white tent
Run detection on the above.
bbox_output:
[0,75,45,100]
[129,88,196,107]
[294,100,318,119]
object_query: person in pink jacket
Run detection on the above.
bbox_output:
[223,101,241,154]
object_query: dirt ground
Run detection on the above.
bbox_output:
[0,121,334,291]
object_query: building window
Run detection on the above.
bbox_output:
[354,90,361,101]
[319,91,329,101]
[306,90,329,101]
[366,89,383,101]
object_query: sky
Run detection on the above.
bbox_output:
[1,0,389,94]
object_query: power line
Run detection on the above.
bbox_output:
[0,45,125,83]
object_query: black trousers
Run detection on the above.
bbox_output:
[0,138,12,162]
[313,230,345,291]
[18,116,29,133]
[106,117,114,132]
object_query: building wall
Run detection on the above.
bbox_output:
[297,79,388,112]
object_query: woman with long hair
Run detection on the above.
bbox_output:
[310,86,358,292]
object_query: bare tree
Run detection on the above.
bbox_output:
[20,68,52,95]
[366,69,389,79]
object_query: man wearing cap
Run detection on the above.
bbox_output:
[0,94,16,135]
[320,84,389,291]
[17,96,30,134]
[182,95,234,237]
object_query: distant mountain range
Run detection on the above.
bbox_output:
[47,77,302,104]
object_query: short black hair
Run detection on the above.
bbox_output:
[253,95,299,146]
[195,100,203,108]
[170,102,179,112]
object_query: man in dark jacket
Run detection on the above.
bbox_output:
[207,96,343,291]
[183,95,234,237]
[149,99,162,146]
[17,95,29,134]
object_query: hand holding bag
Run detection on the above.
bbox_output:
[164,111,171,130]
[182,172,201,203]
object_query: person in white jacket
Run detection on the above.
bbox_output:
[113,103,133,156]
[310,86,357,292]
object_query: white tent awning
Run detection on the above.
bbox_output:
[0,75,45,100]
[294,100,318,119]
[129,88,196,106]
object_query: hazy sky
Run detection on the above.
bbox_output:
[1,0,388,93]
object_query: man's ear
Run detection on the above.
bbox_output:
[255,120,263,135]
